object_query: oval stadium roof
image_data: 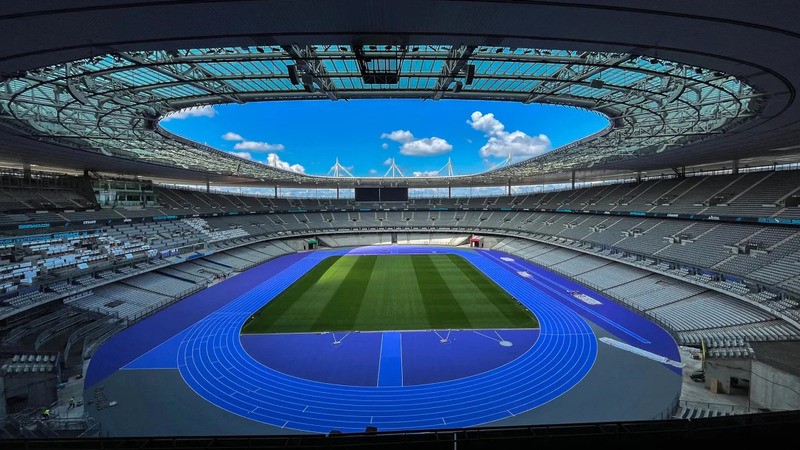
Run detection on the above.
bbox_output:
[0,1,797,187]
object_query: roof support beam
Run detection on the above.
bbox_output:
[114,52,243,107]
[0,47,760,187]
[433,45,476,100]
[282,45,338,101]
[525,53,634,104]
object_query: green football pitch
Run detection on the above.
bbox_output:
[241,254,538,333]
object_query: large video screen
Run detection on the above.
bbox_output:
[379,187,408,202]
[354,187,408,202]
[354,187,380,202]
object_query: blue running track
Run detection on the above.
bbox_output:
[87,246,678,434]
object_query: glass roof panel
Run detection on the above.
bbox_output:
[0,45,761,187]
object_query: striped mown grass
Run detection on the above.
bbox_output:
[241,254,537,333]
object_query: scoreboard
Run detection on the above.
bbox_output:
[354,187,408,202]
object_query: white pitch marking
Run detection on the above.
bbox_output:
[434,329,452,343]
[332,332,351,345]
[472,330,500,342]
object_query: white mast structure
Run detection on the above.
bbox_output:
[488,153,513,171]
[327,158,354,177]
[436,157,455,176]
[383,158,405,177]
[327,158,353,200]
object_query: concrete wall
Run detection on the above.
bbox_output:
[750,360,800,411]
[2,373,57,414]
[284,238,312,251]
[481,236,501,248]
[705,358,751,394]
[316,232,471,248]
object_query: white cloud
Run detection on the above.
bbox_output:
[381,143,389,150]
[215,186,273,196]
[400,137,452,156]
[369,169,378,175]
[234,141,285,152]
[222,132,243,141]
[162,105,216,121]
[467,111,505,135]
[380,130,414,143]
[226,151,254,161]
[382,129,452,157]
[480,131,551,160]
[468,111,551,160]
[455,186,507,196]
[412,170,439,177]
[383,158,393,166]
[267,153,305,174]
[222,131,284,152]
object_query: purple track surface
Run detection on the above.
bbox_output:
[240,329,539,386]
[240,332,382,386]
[86,245,679,433]
[401,329,539,385]
[479,250,681,373]
[84,252,311,387]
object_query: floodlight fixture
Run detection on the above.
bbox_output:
[287,65,299,85]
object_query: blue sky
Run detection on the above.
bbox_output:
[161,100,608,177]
